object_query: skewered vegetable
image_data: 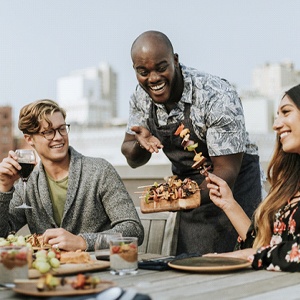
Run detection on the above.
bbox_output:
[144,176,199,203]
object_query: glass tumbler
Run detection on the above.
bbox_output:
[109,237,138,275]
[0,246,29,284]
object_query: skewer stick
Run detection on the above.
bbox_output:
[138,189,201,198]
[137,188,201,193]
[199,165,212,177]
[137,185,153,189]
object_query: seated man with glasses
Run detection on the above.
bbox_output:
[0,99,144,251]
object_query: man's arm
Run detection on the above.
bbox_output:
[121,126,164,168]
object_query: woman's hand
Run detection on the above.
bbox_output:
[205,172,235,212]
[42,228,87,251]
[206,173,251,240]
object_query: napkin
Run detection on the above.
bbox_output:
[138,253,200,271]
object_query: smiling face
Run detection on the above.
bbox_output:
[131,32,182,105]
[273,95,300,154]
[25,111,70,164]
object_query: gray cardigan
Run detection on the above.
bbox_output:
[0,147,144,250]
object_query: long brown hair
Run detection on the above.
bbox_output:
[253,84,300,248]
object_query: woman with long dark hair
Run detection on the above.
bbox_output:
[206,84,300,271]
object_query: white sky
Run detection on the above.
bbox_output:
[1,0,300,122]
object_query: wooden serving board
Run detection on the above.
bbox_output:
[140,190,201,213]
[29,260,110,279]
[14,280,115,297]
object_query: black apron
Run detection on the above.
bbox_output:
[147,103,261,255]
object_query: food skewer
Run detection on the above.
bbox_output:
[199,165,212,177]
[138,123,209,206]
[138,177,199,203]
[135,188,201,194]
[174,123,211,176]
[137,185,154,189]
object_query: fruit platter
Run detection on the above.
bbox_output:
[0,233,112,296]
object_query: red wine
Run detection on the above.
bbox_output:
[18,162,35,181]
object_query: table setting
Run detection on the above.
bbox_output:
[2,243,300,300]
[0,233,153,300]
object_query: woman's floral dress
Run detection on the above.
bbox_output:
[237,200,300,271]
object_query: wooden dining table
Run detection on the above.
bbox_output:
[2,253,300,300]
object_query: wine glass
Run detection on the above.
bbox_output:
[15,149,36,209]
[94,232,122,260]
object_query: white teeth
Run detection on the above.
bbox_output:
[151,83,165,91]
[280,132,289,139]
[51,144,63,149]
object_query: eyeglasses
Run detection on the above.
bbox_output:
[39,124,70,140]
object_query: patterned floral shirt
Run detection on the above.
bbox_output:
[126,64,258,157]
[238,200,300,272]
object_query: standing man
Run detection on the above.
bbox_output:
[121,30,262,255]
[0,99,143,251]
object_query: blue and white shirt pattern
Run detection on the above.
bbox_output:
[126,63,258,157]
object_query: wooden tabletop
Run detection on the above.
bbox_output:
[2,254,300,299]
[102,267,300,300]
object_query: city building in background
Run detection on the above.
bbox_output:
[240,60,300,135]
[57,62,117,127]
[252,60,300,99]
[0,106,14,161]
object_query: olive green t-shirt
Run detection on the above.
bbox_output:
[46,174,68,226]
